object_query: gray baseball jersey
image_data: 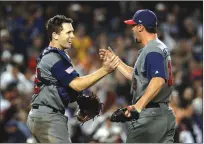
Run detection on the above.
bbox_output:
[31,47,80,111]
[126,38,176,143]
[27,47,79,143]
[131,38,173,104]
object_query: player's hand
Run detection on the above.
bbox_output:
[124,105,142,117]
[102,54,120,73]
[110,105,140,123]
[124,105,136,117]
[99,46,116,60]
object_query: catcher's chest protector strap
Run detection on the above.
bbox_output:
[37,46,71,64]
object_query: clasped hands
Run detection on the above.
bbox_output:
[99,47,120,73]
[99,47,141,121]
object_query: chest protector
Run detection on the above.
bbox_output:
[35,47,79,106]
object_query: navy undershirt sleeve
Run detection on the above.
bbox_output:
[51,60,79,87]
[144,52,167,83]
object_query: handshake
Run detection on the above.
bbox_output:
[99,47,120,73]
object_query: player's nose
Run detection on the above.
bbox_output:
[132,27,134,31]
[70,32,75,38]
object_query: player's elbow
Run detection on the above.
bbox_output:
[124,72,133,81]
[70,84,84,92]
[69,78,85,92]
[158,77,165,87]
[72,86,83,92]
[152,77,165,87]
[127,75,133,81]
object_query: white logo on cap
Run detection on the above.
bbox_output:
[139,20,142,23]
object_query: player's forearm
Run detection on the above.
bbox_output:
[117,60,133,81]
[134,77,165,111]
[69,68,109,92]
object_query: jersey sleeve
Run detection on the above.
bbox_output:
[144,52,167,82]
[51,60,79,87]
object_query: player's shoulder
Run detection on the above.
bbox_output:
[40,52,62,68]
[43,52,62,61]
[144,38,169,55]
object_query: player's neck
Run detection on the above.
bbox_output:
[142,33,158,46]
[49,41,63,50]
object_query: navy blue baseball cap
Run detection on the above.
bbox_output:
[124,9,158,28]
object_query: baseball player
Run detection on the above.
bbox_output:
[99,9,176,143]
[26,15,120,143]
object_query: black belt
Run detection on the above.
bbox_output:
[32,105,65,115]
[145,102,168,108]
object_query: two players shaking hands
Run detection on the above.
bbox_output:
[99,47,140,123]
[76,46,139,124]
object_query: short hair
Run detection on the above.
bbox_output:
[46,15,73,41]
[144,26,157,33]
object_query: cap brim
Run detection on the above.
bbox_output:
[124,19,136,25]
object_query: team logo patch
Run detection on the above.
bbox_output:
[155,71,159,74]
[65,66,74,74]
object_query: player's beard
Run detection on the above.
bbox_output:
[136,38,142,44]
[134,33,142,44]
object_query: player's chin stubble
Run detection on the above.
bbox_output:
[136,38,142,44]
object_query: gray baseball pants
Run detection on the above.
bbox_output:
[27,106,71,143]
[126,103,176,143]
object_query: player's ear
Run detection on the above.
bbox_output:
[52,32,59,40]
[138,25,144,32]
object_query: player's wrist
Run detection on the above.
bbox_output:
[132,105,142,113]
[101,66,113,74]
[135,107,142,113]
[116,59,122,68]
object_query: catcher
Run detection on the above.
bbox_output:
[27,15,120,143]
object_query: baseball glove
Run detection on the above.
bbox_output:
[76,93,103,124]
[110,107,139,123]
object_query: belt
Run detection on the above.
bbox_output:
[32,105,65,115]
[145,102,168,108]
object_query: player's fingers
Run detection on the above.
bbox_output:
[125,110,131,117]
[111,57,120,68]
[109,55,117,62]
[99,54,105,59]
[127,112,131,117]
[99,54,105,60]
[99,52,106,59]
[103,52,108,61]
[112,56,120,63]
[109,56,117,65]
[99,51,106,55]
[113,61,120,69]
[100,57,105,60]
[127,105,135,111]
[108,46,115,54]
[125,110,128,115]
[99,49,108,53]
[111,63,119,70]
[112,60,120,68]
[100,48,116,60]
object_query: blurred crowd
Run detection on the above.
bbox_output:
[0,1,203,143]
